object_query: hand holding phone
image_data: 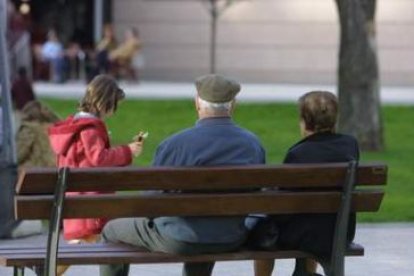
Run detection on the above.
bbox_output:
[129,131,148,157]
[133,131,149,142]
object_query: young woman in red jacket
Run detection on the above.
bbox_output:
[48,74,145,275]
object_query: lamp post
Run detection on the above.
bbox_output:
[94,0,104,44]
[0,0,19,238]
[0,0,17,166]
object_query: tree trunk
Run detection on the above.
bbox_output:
[203,0,240,74]
[335,0,383,151]
[209,0,218,73]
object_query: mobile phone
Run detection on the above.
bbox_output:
[135,132,149,142]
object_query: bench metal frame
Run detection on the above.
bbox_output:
[45,168,69,276]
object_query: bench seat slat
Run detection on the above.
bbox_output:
[15,191,384,219]
[0,243,138,251]
[0,246,140,254]
[16,163,387,194]
[0,243,364,267]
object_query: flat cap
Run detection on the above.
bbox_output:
[195,74,241,103]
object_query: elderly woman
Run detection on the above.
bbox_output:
[254,91,360,276]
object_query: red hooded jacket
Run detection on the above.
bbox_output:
[48,115,132,240]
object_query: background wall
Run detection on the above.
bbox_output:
[113,0,414,85]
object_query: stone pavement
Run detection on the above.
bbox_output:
[0,223,413,275]
[34,81,414,105]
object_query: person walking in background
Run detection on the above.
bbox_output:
[95,24,118,75]
[109,27,141,65]
[97,24,118,54]
[254,91,360,276]
[99,74,266,276]
[6,0,27,44]
[109,27,141,79]
[41,29,66,83]
[48,74,145,275]
[11,67,36,111]
[11,67,36,137]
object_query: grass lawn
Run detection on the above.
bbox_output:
[42,98,414,222]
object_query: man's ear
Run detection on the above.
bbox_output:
[195,96,200,111]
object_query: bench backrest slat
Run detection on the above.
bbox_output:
[15,190,384,219]
[16,163,387,195]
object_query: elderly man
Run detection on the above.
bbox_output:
[99,74,266,276]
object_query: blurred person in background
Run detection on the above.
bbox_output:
[41,29,66,83]
[108,27,141,79]
[95,24,118,74]
[11,67,36,135]
[11,67,36,111]
[7,0,27,43]
[109,27,140,65]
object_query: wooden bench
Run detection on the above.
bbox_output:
[0,162,387,276]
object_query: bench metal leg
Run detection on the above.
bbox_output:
[32,265,45,276]
[328,160,357,276]
[44,167,69,276]
[13,267,24,276]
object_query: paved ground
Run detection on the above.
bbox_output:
[1,223,413,275]
[34,81,414,105]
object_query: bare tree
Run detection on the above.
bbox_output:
[201,0,242,73]
[335,0,383,151]
[150,0,243,73]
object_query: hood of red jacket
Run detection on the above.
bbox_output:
[48,116,108,156]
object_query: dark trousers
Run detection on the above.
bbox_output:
[49,57,66,83]
[275,213,356,257]
[99,218,242,276]
[96,50,110,74]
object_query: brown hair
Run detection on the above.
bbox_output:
[21,100,60,123]
[298,91,338,133]
[79,75,125,117]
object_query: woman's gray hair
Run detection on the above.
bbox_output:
[197,97,233,113]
